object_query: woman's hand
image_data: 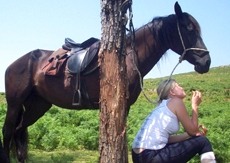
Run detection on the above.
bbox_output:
[196,124,208,136]
[192,91,202,109]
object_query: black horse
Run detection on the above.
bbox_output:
[3,2,210,162]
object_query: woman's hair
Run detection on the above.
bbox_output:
[157,78,176,104]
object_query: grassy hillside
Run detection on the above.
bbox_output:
[0,65,230,162]
[128,65,230,162]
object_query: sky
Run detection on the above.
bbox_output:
[0,1,229,92]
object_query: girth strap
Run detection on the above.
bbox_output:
[69,48,89,105]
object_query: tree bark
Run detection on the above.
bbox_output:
[99,0,129,162]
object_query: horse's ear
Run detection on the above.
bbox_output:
[174,2,183,19]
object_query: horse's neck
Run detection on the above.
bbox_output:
[134,17,173,77]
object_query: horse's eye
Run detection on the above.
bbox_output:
[187,23,193,31]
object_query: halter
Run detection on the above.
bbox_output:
[149,21,209,103]
[168,21,209,78]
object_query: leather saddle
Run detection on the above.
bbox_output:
[66,38,100,73]
[63,37,100,106]
[43,37,100,106]
[63,37,99,51]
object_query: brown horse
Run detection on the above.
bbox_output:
[3,2,210,163]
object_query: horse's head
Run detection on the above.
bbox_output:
[171,2,211,74]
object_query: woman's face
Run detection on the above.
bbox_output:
[171,82,186,99]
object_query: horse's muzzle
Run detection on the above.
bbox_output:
[194,57,211,74]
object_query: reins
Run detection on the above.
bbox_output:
[133,21,209,104]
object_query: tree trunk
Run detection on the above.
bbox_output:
[99,0,129,162]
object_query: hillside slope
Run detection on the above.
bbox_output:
[0,65,230,162]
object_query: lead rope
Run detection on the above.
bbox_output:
[126,3,157,103]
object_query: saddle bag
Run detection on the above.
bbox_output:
[42,48,68,76]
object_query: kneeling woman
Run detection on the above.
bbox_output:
[132,79,215,163]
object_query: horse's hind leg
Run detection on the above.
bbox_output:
[3,101,24,163]
[13,94,52,163]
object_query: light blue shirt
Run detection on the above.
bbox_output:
[132,99,180,150]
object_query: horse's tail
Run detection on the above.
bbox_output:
[11,108,29,162]
[0,138,8,162]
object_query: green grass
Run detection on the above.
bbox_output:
[1,65,230,163]
[9,150,133,163]
[9,150,99,163]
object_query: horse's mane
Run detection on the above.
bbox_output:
[126,12,202,70]
[126,14,177,55]
[128,12,201,44]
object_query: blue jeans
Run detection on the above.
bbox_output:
[132,136,213,163]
